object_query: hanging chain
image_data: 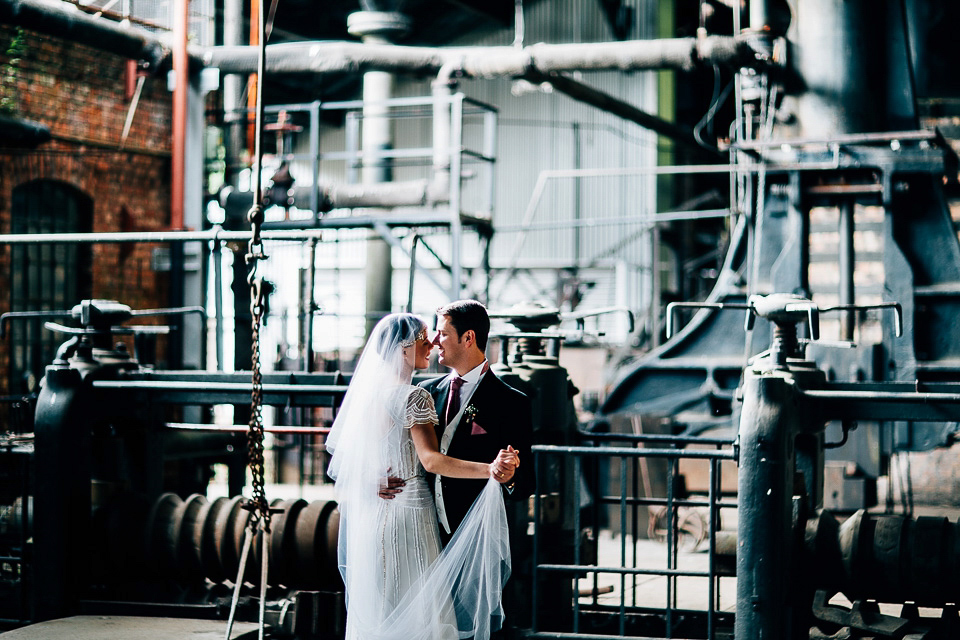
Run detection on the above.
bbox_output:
[226,0,270,638]
[246,207,269,531]
[244,0,270,535]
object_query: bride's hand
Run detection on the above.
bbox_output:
[490,447,519,483]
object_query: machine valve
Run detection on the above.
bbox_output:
[667,294,902,366]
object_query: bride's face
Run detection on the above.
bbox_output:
[403,327,433,370]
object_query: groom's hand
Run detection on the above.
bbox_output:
[493,465,515,484]
[378,475,405,500]
[492,446,519,484]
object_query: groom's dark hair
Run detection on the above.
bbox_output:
[437,299,490,352]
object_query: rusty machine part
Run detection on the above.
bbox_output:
[110,492,343,589]
[803,510,960,607]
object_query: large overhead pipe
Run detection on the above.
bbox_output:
[221,179,448,213]
[203,35,761,77]
[0,0,763,78]
[523,68,721,156]
[0,0,170,69]
[3,0,766,175]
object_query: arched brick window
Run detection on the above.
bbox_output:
[9,180,93,393]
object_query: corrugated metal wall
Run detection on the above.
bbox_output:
[270,0,669,355]
[391,0,662,314]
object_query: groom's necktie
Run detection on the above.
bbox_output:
[444,376,465,426]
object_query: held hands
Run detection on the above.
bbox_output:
[490,445,520,484]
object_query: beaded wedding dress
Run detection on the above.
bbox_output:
[344,384,453,640]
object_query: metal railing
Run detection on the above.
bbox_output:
[530,432,737,639]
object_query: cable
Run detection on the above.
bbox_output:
[694,67,734,150]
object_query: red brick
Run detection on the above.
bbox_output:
[0,26,177,390]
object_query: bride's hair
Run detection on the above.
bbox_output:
[327,312,426,480]
[374,313,426,358]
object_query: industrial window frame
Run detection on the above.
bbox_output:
[9,179,93,393]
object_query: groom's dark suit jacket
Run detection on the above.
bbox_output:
[420,370,533,537]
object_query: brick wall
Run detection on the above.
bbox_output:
[0,25,176,394]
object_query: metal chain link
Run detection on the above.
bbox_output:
[246,203,270,532]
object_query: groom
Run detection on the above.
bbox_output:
[420,299,533,543]
[380,299,533,543]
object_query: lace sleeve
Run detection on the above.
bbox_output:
[404,386,438,430]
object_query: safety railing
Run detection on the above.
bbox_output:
[529,432,737,639]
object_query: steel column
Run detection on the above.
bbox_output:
[735,369,798,639]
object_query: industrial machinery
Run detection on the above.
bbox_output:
[732,293,960,639]
[563,1,960,636]
[0,299,349,636]
[6,173,960,640]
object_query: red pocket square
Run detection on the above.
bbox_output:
[470,422,488,435]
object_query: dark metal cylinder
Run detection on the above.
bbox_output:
[32,364,91,621]
[838,201,856,340]
[788,0,888,137]
[735,370,799,639]
[835,511,960,605]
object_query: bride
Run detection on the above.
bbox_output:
[325,313,519,640]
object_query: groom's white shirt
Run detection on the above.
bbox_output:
[435,359,489,534]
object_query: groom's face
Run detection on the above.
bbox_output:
[434,314,468,370]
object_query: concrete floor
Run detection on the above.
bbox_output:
[0,616,258,639]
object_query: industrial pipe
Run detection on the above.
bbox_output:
[0,0,169,69]
[523,68,721,156]
[1,1,765,88]
[171,0,187,231]
[735,369,799,640]
[223,172,448,214]
[789,0,888,137]
[346,10,410,337]
[0,113,51,145]
[203,35,762,77]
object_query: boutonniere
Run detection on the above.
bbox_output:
[465,404,487,435]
